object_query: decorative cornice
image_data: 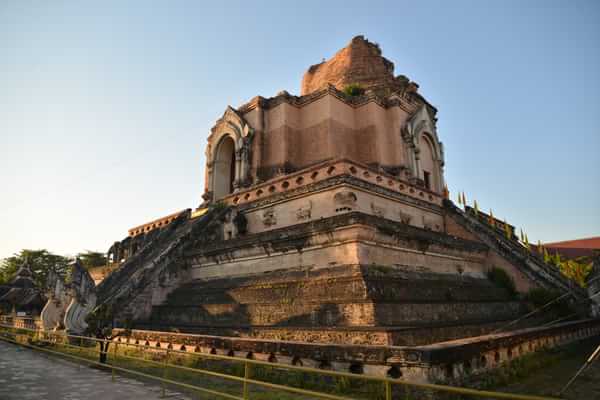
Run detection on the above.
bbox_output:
[186,211,487,258]
[218,159,443,210]
[236,84,430,116]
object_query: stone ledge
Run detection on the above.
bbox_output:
[237,83,420,116]
[417,318,600,363]
[187,211,487,258]
[113,318,600,381]
[223,159,443,210]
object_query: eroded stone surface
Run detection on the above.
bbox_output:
[301,35,413,95]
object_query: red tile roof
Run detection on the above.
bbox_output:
[543,237,600,249]
[536,236,600,260]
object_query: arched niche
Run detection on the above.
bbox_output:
[203,107,254,203]
[213,135,236,199]
[403,105,445,193]
[418,133,439,192]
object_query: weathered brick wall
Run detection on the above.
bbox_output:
[486,250,539,293]
[444,212,481,242]
[445,212,537,293]
[301,36,400,95]
[144,259,522,345]
[443,201,586,299]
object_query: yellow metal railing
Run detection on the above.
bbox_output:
[0,324,561,400]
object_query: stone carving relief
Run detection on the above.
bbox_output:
[334,190,357,213]
[422,215,433,231]
[334,191,357,205]
[222,209,237,240]
[64,261,97,335]
[399,210,412,225]
[40,270,70,331]
[262,208,277,227]
[296,201,312,221]
[40,259,97,335]
[370,202,386,218]
[221,208,248,239]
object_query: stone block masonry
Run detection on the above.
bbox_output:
[113,318,600,382]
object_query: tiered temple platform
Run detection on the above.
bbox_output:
[92,36,596,382]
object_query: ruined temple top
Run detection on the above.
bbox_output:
[202,35,443,205]
[300,35,416,96]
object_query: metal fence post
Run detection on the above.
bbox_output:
[111,340,118,382]
[385,381,392,400]
[161,348,170,398]
[78,336,83,370]
[243,360,251,399]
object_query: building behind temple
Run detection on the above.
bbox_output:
[0,261,44,316]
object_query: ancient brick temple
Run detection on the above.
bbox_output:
[93,36,596,380]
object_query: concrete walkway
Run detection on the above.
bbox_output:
[0,341,191,400]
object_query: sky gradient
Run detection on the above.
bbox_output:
[1,1,599,259]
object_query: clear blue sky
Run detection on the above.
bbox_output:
[1,1,598,259]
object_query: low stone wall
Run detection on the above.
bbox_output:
[133,320,513,347]
[113,318,600,382]
[128,209,189,237]
[0,315,42,330]
[413,318,599,382]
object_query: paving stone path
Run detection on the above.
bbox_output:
[0,340,191,400]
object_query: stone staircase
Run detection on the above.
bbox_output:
[96,206,228,323]
[139,262,526,346]
[444,200,587,302]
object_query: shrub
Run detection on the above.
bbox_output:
[210,201,227,212]
[343,83,365,97]
[487,266,516,297]
[524,287,559,307]
[524,287,574,317]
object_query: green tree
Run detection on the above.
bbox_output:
[76,250,107,270]
[0,249,70,289]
